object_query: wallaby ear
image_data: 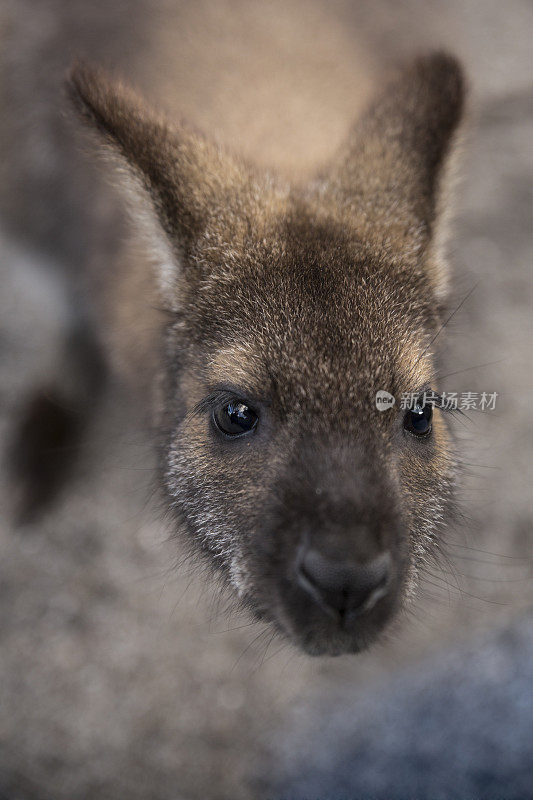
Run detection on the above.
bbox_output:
[67,62,248,258]
[327,52,465,289]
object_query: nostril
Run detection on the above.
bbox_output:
[297,549,392,619]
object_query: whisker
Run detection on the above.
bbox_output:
[255,630,278,670]
[448,553,529,567]
[209,621,258,634]
[446,544,531,560]
[436,358,504,382]
[231,627,270,671]
[425,572,510,605]
[403,283,479,389]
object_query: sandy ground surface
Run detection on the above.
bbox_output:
[1,2,532,799]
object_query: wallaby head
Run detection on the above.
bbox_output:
[68,53,465,655]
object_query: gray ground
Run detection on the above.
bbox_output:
[1,2,533,799]
[268,614,533,800]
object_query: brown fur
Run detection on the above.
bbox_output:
[66,52,465,655]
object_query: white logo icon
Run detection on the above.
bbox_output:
[375,390,396,412]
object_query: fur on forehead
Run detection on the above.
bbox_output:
[180,217,439,410]
[188,204,439,329]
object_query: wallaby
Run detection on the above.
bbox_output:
[58,51,465,656]
[2,0,466,655]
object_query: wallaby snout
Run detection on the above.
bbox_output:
[297,549,392,619]
[252,439,406,654]
[290,549,394,654]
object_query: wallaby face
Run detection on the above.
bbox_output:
[69,54,465,655]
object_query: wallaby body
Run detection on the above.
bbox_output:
[3,1,465,655]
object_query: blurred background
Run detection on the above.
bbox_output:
[0,1,532,798]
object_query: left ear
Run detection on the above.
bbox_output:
[325,52,466,297]
[66,62,252,261]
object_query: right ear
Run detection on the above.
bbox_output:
[67,63,248,257]
[324,53,465,281]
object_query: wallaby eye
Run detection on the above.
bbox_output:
[403,401,433,437]
[213,400,258,437]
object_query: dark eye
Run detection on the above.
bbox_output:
[404,401,433,437]
[213,400,258,437]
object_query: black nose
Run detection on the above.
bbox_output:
[296,548,392,620]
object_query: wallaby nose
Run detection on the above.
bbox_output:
[296,549,392,620]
